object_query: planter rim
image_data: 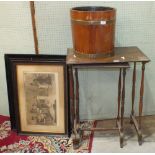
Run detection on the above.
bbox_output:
[71,6,115,12]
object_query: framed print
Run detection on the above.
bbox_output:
[5,54,68,136]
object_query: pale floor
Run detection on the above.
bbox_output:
[91,116,155,153]
[92,139,155,153]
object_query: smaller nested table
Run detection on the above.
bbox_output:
[67,46,150,148]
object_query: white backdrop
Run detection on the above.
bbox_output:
[0,2,155,120]
[0,2,34,115]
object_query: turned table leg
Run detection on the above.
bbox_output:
[130,62,146,145]
[117,68,126,148]
[130,62,136,123]
[75,68,80,125]
[138,62,146,145]
[71,67,81,149]
[69,66,79,148]
[117,68,122,121]
[120,68,126,148]
[68,66,75,134]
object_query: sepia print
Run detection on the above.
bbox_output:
[14,63,65,133]
[24,72,57,126]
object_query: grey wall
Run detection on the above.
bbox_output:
[0,2,155,120]
[0,2,35,116]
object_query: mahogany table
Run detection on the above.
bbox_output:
[67,46,150,148]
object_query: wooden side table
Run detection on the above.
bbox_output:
[67,46,150,148]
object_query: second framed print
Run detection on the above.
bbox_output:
[5,54,69,136]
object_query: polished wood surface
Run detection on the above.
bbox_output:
[71,63,130,69]
[70,6,116,57]
[67,47,150,64]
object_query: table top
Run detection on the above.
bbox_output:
[70,62,130,68]
[66,46,150,65]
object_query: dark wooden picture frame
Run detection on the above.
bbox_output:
[5,54,69,136]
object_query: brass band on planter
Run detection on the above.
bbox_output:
[74,50,114,59]
[71,19,115,25]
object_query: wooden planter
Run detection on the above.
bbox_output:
[71,6,116,58]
